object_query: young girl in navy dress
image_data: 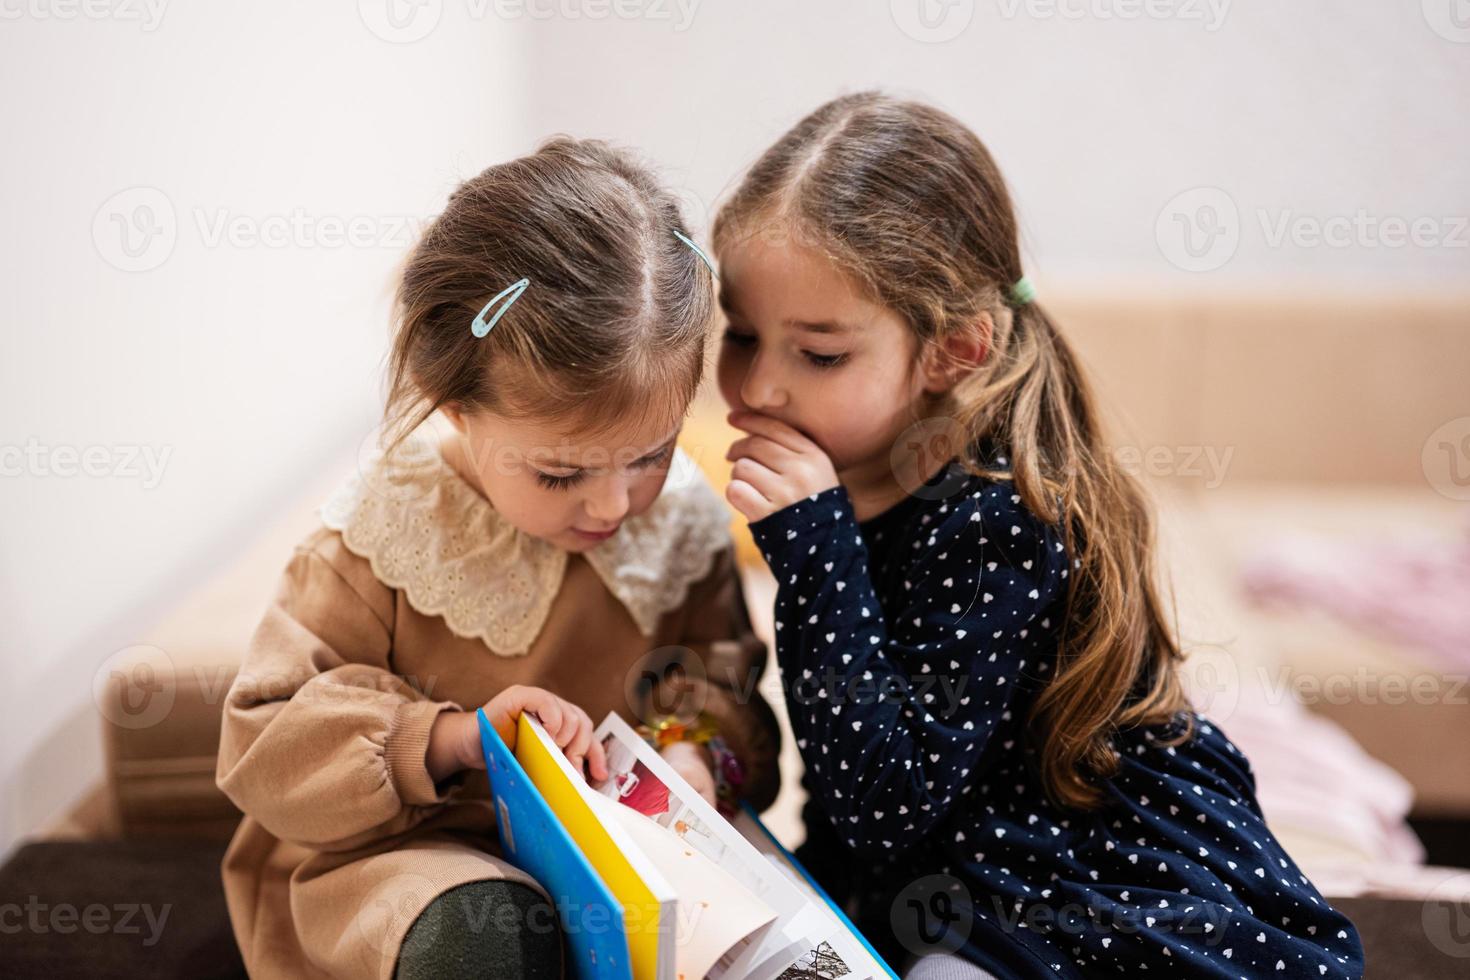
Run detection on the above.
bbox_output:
[709,92,1364,980]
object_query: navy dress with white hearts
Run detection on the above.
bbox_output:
[747,454,1364,979]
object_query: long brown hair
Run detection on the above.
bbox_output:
[712,92,1191,810]
[382,136,713,453]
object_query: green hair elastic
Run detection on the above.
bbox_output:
[1007,275,1037,308]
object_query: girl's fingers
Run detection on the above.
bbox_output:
[727,411,814,454]
[730,456,783,500]
[496,685,534,727]
[530,693,566,743]
[555,706,579,748]
[566,707,608,781]
[725,434,797,470]
[726,479,771,521]
[587,736,609,782]
[565,712,593,774]
[492,689,607,781]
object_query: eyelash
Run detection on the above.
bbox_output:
[535,471,585,491]
[534,446,675,491]
[721,329,848,369]
[804,351,848,369]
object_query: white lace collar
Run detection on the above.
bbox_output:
[319,430,731,656]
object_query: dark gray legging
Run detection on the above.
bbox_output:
[394,879,564,979]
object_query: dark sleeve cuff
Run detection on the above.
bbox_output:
[748,486,857,561]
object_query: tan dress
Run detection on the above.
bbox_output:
[215,432,782,980]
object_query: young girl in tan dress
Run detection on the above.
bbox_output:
[214,138,781,980]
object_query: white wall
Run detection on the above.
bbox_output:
[0,4,530,853]
[516,0,1470,289]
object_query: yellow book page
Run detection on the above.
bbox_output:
[515,712,670,980]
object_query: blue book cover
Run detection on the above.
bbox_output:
[476,708,633,980]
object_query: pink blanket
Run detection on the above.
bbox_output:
[1240,525,1470,672]
[1217,679,1424,870]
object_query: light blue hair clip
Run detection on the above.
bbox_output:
[673,230,718,279]
[471,277,530,338]
[1007,275,1037,308]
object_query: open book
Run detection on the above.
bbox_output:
[477,708,898,980]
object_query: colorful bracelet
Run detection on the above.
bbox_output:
[637,711,745,816]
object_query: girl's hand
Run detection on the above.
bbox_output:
[660,740,718,808]
[427,685,609,783]
[724,411,839,522]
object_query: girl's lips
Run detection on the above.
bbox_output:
[572,525,619,542]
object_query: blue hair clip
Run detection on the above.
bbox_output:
[471,277,530,338]
[673,230,718,279]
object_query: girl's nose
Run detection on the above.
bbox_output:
[740,354,789,411]
[584,475,631,525]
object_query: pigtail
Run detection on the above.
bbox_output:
[993,303,1193,809]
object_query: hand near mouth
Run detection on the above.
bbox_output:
[724,411,839,522]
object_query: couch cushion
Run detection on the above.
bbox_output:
[0,838,244,979]
[1332,895,1470,978]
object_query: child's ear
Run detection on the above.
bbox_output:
[920,314,992,394]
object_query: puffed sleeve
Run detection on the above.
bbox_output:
[215,530,465,851]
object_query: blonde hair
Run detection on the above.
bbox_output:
[383,137,713,452]
[713,92,1191,811]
